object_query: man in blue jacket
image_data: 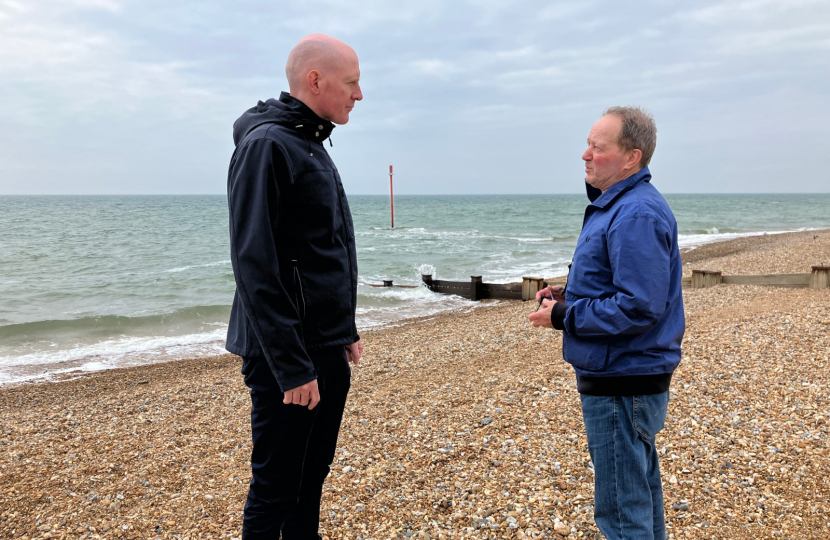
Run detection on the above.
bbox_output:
[226,34,363,539]
[529,107,685,540]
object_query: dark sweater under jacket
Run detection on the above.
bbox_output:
[226,93,359,392]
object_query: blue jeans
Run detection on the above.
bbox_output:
[580,392,669,540]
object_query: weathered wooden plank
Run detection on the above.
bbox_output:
[691,269,722,288]
[428,281,472,299]
[430,287,471,295]
[811,266,830,289]
[721,273,810,287]
[521,277,545,301]
[471,276,483,301]
[429,280,469,289]
[480,288,522,300]
[480,283,522,292]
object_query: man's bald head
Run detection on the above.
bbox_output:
[286,34,355,91]
[284,34,362,124]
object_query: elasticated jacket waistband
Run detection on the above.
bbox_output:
[577,372,673,396]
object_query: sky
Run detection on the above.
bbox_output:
[1,0,829,195]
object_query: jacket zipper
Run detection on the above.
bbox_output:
[292,260,306,320]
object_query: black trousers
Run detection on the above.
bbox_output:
[241,346,351,539]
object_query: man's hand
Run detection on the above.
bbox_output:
[283,379,320,410]
[346,339,363,365]
[536,285,565,303]
[528,298,556,329]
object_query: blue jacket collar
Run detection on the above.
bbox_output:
[588,167,651,209]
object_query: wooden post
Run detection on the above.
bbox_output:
[383,280,393,287]
[810,266,830,289]
[691,269,723,289]
[421,274,433,291]
[471,276,483,301]
[521,276,545,301]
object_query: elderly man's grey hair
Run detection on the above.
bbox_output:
[604,106,657,168]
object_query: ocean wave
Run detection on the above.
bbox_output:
[475,262,572,283]
[0,328,229,384]
[678,228,817,250]
[164,260,231,273]
[357,228,562,246]
[482,235,554,243]
[0,305,232,342]
[418,263,436,278]
[355,290,480,330]
[359,284,435,302]
[366,226,428,232]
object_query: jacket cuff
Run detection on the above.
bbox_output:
[550,302,568,330]
[276,369,318,393]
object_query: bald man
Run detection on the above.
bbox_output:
[226,34,364,539]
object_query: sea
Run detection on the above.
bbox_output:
[2,193,829,385]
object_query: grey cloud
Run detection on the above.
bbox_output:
[680,0,829,25]
[1,0,829,195]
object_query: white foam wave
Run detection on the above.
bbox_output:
[485,235,556,243]
[357,226,560,245]
[366,227,428,232]
[477,262,572,283]
[0,328,229,385]
[418,264,436,278]
[678,229,812,250]
[355,290,480,330]
[164,260,231,273]
[360,285,435,302]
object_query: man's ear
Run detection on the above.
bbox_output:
[626,148,643,170]
[306,69,321,95]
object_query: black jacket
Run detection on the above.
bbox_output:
[226,92,359,391]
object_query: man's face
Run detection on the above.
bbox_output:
[316,52,363,125]
[582,115,634,192]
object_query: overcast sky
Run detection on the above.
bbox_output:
[1,0,829,195]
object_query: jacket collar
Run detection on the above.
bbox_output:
[278,92,336,143]
[588,167,651,209]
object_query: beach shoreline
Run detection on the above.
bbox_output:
[1,228,829,539]
[4,228,828,390]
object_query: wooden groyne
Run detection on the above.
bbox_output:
[420,275,566,301]
[688,266,830,289]
[372,266,830,302]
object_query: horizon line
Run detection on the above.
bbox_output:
[2,192,830,197]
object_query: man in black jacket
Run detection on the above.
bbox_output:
[226,34,363,539]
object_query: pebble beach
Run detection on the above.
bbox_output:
[1,229,829,540]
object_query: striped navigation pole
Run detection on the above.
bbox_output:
[389,165,395,229]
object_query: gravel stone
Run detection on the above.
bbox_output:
[0,229,828,539]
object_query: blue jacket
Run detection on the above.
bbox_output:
[553,168,684,395]
[226,93,359,392]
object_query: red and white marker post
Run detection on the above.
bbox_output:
[389,165,395,229]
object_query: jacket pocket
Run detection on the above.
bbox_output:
[562,336,610,372]
[292,261,306,320]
